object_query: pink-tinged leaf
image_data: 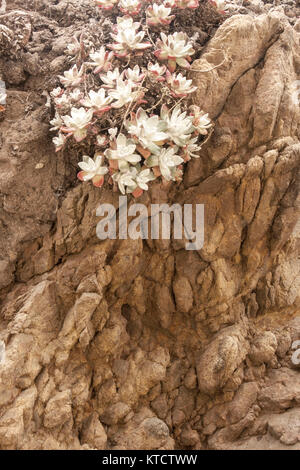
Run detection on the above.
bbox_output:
[74,133,87,143]
[92,175,105,187]
[160,104,169,120]
[77,171,87,181]
[176,57,190,68]
[109,159,119,170]
[137,99,148,105]
[154,49,168,60]
[167,59,177,72]
[161,17,174,24]
[94,65,103,74]
[153,167,161,178]
[137,145,151,159]
[93,106,111,117]
[60,127,74,136]
[115,51,129,58]
[132,187,143,198]
[98,5,114,10]
[171,91,187,98]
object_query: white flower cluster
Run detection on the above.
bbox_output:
[50,0,214,196]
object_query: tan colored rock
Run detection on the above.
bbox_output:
[100,403,131,425]
[44,390,72,429]
[196,326,249,395]
[268,409,300,445]
[80,412,107,449]
[173,276,194,313]
[249,331,278,365]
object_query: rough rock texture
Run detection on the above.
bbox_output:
[0,0,299,450]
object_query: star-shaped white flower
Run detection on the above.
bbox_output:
[118,0,142,15]
[69,89,82,102]
[148,62,167,82]
[126,107,168,154]
[50,112,63,131]
[109,28,151,57]
[166,71,197,97]
[62,107,94,141]
[146,4,175,26]
[147,146,184,181]
[81,89,113,114]
[189,105,212,135]
[114,16,140,32]
[112,167,138,194]
[154,32,195,72]
[136,168,156,190]
[89,47,114,74]
[161,105,194,147]
[108,78,141,109]
[58,64,84,87]
[100,67,122,88]
[125,65,145,83]
[77,154,108,187]
[50,87,63,98]
[52,133,66,152]
[104,133,141,170]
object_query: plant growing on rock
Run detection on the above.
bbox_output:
[154,32,195,72]
[146,4,175,26]
[50,0,214,197]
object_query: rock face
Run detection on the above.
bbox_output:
[0,1,299,450]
